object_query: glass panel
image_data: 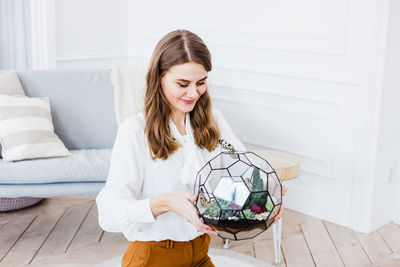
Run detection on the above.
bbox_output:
[239,152,252,166]
[270,204,281,219]
[245,152,274,173]
[266,218,275,229]
[194,162,211,195]
[209,151,238,170]
[228,160,251,177]
[242,167,268,192]
[217,230,236,240]
[268,172,282,205]
[204,169,230,193]
[235,222,266,240]
[195,186,214,216]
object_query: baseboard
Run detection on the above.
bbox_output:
[283,181,351,230]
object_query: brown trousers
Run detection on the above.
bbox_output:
[121,233,215,267]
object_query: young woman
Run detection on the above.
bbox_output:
[96,29,285,267]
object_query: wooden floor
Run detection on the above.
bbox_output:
[0,197,399,267]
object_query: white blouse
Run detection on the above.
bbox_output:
[96,108,247,242]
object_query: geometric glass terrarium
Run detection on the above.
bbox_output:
[194,140,283,241]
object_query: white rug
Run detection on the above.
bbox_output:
[94,247,273,267]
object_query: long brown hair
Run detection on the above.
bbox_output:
[144,29,220,160]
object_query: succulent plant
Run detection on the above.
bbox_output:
[250,204,266,214]
[251,168,263,191]
[238,208,256,219]
[204,201,220,217]
[265,197,274,212]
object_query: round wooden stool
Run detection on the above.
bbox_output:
[250,149,300,181]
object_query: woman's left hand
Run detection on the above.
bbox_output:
[274,185,287,222]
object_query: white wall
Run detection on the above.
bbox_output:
[126,0,394,232]
[50,0,399,232]
[374,0,400,226]
[395,158,400,223]
[54,0,128,69]
[358,0,400,230]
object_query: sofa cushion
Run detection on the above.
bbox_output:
[0,182,106,198]
[0,94,72,162]
[0,149,111,184]
[17,70,118,150]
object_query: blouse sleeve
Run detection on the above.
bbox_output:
[96,117,156,234]
[213,108,248,152]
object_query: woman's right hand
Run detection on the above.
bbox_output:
[163,190,218,236]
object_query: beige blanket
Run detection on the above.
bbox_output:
[110,65,147,126]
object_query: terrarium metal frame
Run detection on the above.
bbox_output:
[193,140,283,241]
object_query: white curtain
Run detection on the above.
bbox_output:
[0,0,32,69]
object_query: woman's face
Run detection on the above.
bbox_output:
[161,62,208,117]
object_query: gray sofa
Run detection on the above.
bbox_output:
[0,70,118,198]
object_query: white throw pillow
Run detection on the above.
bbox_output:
[0,71,26,158]
[0,94,72,162]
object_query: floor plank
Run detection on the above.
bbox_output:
[254,239,286,267]
[282,209,314,226]
[25,234,129,267]
[371,253,400,266]
[32,201,92,263]
[324,220,371,266]
[301,218,344,267]
[0,213,15,225]
[0,214,36,261]
[209,234,225,249]
[0,209,65,266]
[229,240,255,258]
[100,231,127,243]
[281,223,315,267]
[68,202,103,251]
[356,231,392,263]
[378,223,400,253]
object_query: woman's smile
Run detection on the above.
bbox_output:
[181,99,195,104]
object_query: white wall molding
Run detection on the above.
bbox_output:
[30,0,56,69]
[128,54,362,86]
[210,84,341,117]
[211,66,360,86]
[135,0,349,55]
[211,88,341,182]
[57,53,130,62]
[210,82,345,106]
[131,32,346,56]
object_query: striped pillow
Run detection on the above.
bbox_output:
[0,71,26,158]
[0,94,72,162]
